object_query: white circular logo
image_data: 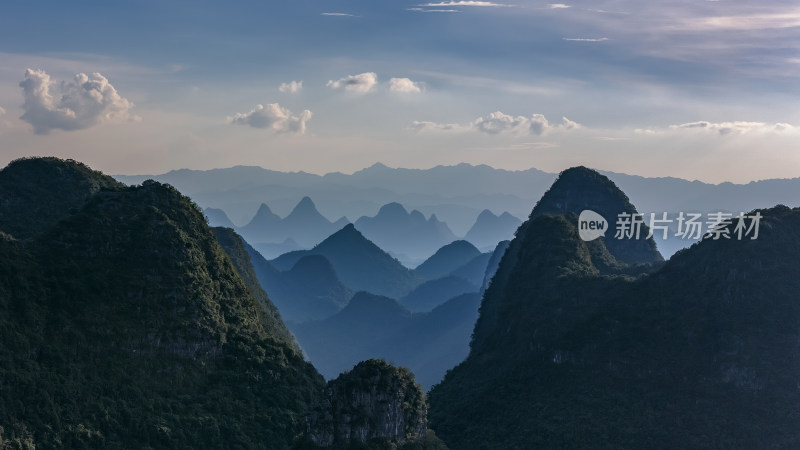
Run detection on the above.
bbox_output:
[578,210,608,241]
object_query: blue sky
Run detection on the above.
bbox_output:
[0,0,798,182]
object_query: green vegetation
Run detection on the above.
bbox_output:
[429,167,800,449]
[301,359,448,449]
[0,158,324,448]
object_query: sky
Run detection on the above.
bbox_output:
[0,0,798,183]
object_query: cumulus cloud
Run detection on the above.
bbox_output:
[389,77,423,93]
[670,121,796,135]
[413,111,581,135]
[229,103,312,134]
[18,68,136,135]
[326,72,378,93]
[279,80,303,93]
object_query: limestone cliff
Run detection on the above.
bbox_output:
[306,359,428,447]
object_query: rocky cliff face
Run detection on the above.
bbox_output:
[306,359,428,447]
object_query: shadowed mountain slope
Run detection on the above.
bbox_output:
[429,167,799,449]
[0,158,324,448]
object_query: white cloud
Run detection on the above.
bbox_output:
[549,3,571,9]
[389,77,423,93]
[407,8,460,12]
[279,80,303,93]
[326,72,378,93]
[419,1,508,7]
[321,12,358,17]
[18,68,136,135]
[413,111,581,135]
[563,37,609,42]
[670,121,797,135]
[679,9,800,31]
[229,103,312,134]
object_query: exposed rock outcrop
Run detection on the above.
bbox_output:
[306,359,428,447]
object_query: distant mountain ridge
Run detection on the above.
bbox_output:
[237,196,348,248]
[272,224,423,299]
[115,163,800,252]
[464,209,521,251]
[354,202,457,265]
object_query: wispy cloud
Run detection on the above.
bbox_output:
[229,103,312,134]
[678,9,800,31]
[563,37,609,42]
[670,121,797,135]
[412,111,581,135]
[18,68,137,135]
[548,3,571,9]
[389,78,423,93]
[407,8,461,13]
[321,12,358,17]
[279,80,303,94]
[327,72,378,93]
[418,1,509,7]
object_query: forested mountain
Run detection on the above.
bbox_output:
[0,158,324,448]
[429,167,800,449]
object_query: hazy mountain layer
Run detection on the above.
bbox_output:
[293,292,482,390]
[271,224,423,299]
[355,202,457,266]
[464,209,521,251]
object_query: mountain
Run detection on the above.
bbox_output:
[272,224,423,299]
[115,163,800,250]
[302,359,448,449]
[480,240,510,292]
[414,240,481,281]
[0,158,324,448]
[238,196,347,248]
[429,167,800,448]
[355,203,458,266]
[253,237,302,260]
[463,209,522,251]
[211,227,298,350]
[240,202,281,235]
[449,252,492,287]
[293,291,482,390]
[203,207,236,228]
[399,276,478,313]
[531,166,663,265]
[0,157,124,239]
[259,253,353,324]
